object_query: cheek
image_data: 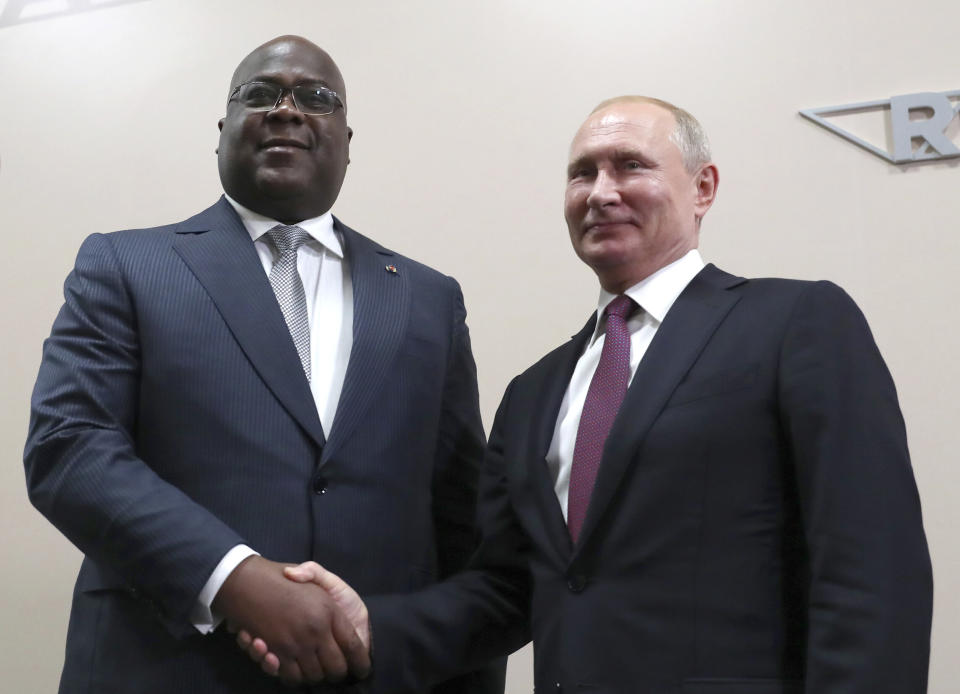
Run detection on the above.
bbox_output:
[564,188,585,221]
[625,184,670,217]
[218,126,250,162]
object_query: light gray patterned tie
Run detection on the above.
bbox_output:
[267,224,311,382]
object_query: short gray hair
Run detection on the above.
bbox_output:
[590,95,711,172]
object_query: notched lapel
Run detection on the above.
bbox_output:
[574,265,745,552]
[172,198,326,449]
[320,221,410,464]
[522,316,597,561]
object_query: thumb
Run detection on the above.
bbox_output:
[311,566,347,594]
[282,561,323,583]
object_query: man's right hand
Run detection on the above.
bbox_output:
[213,555,371,686]
[234,561,371,682]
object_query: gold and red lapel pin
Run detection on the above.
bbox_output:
[385,264,398,274]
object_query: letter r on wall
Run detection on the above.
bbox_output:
[890,92,960,163]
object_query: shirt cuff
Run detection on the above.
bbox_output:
[190,544,259,634]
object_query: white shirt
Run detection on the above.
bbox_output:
[545,249,705,521]
[190,196,354,632]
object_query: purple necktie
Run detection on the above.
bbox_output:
[567,294,635,543]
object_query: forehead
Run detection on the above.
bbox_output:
[569,103,677,161]
[233,40,344,91]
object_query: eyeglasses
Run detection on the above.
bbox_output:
[228,81,344,115]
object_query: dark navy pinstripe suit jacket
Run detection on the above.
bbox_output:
[25,198,502,694]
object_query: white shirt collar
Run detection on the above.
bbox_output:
[591,249,705,343]
[223,194,344,259]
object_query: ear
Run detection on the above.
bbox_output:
[692,163,719,218]
[218,118,225,132]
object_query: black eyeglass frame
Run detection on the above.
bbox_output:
[227,80,344,116]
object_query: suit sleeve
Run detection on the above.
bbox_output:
[23,233,245,637]
[365,375,533,692]
[426,278,515,694]
[430,279,487,580]
[778,281,932,694]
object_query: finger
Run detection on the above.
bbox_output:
[278,660,304,688]
[261,651,280,677]
[331,603,371,678]
[314,628,349,683]
[236,632,267,665]
[249,637,269,661]
[282,561,323,583]
[236,630,252,650]
[294,649,326,685]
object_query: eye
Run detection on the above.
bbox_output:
[240,83,279,107]
[623,160,644,170]
[297,87,338,111]
[568,167,594,181]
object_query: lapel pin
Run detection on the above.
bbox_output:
[385,264,398,274]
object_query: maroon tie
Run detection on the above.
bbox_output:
[567,294,635,543]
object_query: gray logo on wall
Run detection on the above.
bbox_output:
[0,0,146,27]
[800,90,960,164]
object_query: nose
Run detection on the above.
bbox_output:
[585,169,620,208]
[266,89,305,122]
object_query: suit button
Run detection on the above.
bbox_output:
[312,476,328,495]
[567,574,586,593]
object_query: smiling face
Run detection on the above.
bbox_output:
[564,101,718,293]
[217,36,352,224]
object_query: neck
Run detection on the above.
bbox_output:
[596,248,694,294]
[224,189,333,226]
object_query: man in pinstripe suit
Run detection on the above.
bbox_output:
[25,35,502,694]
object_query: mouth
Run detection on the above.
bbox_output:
[259,138,309,151]
[583,219,632,234]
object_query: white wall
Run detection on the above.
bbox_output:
[1,1,956,691]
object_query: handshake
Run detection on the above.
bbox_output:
[213,556,371,687]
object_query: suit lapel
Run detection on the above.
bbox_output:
[573,265,745,553]
[320,219,409,464]
[520,317,596,561]
[172,198,326,449]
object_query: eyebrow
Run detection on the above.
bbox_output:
[242,75,334,89]
[567,147,649,175]
[608,147,648,162]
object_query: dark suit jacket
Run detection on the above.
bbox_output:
[24,198,503,694]
[367,264,933,694]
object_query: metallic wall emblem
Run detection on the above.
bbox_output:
[0,0,147,27]
[800,90,960,164]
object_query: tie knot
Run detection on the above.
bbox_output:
[267,224,311,253]
[604,294,634,321]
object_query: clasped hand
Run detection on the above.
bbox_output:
[214,557,370,687]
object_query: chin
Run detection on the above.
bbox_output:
[578,238,633,265]
[256,173,310,199]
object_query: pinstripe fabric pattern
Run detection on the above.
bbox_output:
[267,224,311,382]
[25,199,496,693]
[320,227,409,465]
[567,294,635,543]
